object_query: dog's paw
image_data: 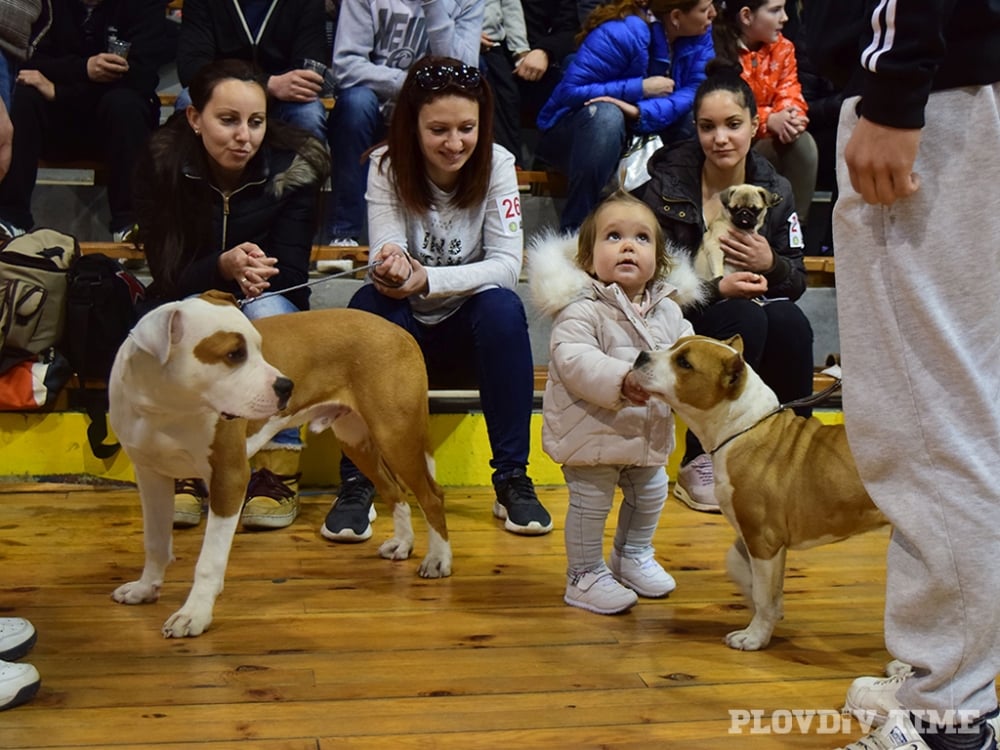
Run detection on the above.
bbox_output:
[417,551,452,578]
[111,580,161,604]
[725,626,770,651]
[162,608,212,638]
[378,537,413,561]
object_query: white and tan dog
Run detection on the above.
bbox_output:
[696,184,782,281]
[631,335,886,650]
[109,291,449,638]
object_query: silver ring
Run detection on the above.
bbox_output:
[241,276,248,285]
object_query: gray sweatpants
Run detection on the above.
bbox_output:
[834,85,1000,716]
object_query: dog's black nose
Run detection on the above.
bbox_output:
[732,207,760,230]
[633,351,651,368]
[273,376,294,409]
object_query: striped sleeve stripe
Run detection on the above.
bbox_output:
[860,0,897,72]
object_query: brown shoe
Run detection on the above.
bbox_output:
[173,478,207,528]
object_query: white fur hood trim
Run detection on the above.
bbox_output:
[527,229,706,317]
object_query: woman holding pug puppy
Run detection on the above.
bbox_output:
[321,55,553,545]
[634,62,813,513]
[132,58,330,532]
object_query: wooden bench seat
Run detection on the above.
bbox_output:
[78,242,836,287]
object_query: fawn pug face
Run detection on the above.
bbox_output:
[719,184,782,232]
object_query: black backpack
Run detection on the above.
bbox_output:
[63,253,146,458]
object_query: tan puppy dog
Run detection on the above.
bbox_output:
[110,292,449,638]
[631,335,886,650]
[696,184,782,281]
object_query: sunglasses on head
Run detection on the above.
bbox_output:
[414,63,482,91]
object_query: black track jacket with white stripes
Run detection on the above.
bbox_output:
[806,0,1000,129]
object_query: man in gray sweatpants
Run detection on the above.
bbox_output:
[809,2,1000,749]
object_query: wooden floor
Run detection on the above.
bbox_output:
[0,481,897,749]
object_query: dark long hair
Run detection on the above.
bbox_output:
[378,55,494,215]
[136,59,329,297]
[693,58,758,121]
[711,0,768,64]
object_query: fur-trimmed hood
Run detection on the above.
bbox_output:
[527,229,706,317]
[271,136,329,198]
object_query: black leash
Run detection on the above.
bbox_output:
[709,377,843,456]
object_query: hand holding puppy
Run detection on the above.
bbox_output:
[720,271,769,299]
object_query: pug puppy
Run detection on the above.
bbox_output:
[695,184,782,281]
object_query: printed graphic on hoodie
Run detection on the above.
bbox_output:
[374,9,427,69]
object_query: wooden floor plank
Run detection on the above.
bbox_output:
[0,481,950,748]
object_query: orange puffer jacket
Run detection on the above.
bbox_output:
[738,33,808,140]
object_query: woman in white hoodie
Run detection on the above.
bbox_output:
[530,191,702,615]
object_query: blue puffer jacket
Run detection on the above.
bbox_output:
[536,14,714,134]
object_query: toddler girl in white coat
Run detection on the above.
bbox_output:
[529,191,703,614]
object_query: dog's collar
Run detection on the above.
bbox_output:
[709,407,784,455]
[708,379,843,456]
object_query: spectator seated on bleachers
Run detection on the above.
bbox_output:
[320,0,483,251]
[0,0,165,243]
[712,0,819,231]
[173,0,330,142]
[534,0,716,233]
[480,0,579,168]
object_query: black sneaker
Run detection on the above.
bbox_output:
[492,470,553,535]
[321,476,377,542]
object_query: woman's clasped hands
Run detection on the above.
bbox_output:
[221,242,278,298]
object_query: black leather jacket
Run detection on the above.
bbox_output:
[634,139,807,306]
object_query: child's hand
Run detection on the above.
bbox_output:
[622,371,651,405]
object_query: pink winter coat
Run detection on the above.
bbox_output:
[529,232,698,467]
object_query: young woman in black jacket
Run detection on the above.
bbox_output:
[133,58,330,532]
[634,65,813,513]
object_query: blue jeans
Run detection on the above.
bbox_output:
[174,88,327,141]
[242,292,302,447]
[0,51,14,111]
[323,86,386,240]
[339,286,535,484]
[535,102,627,233]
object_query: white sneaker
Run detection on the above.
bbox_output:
[844,673,909,726]
[844,670,1000,744]
[609,548,676,598]
[835,710,931,750]
[564,568,638,615]
[0,618,36,661]
[673,454,719,512]
[0,660,40,711]
[885,660,914,679]
[317,237,362,274]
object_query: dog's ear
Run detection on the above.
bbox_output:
[766,190,782,207]
[723,334,744,355]
[722,350,746,392]
[719,186,735,207]
[200,290,239,307]
[130,303,181,365]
